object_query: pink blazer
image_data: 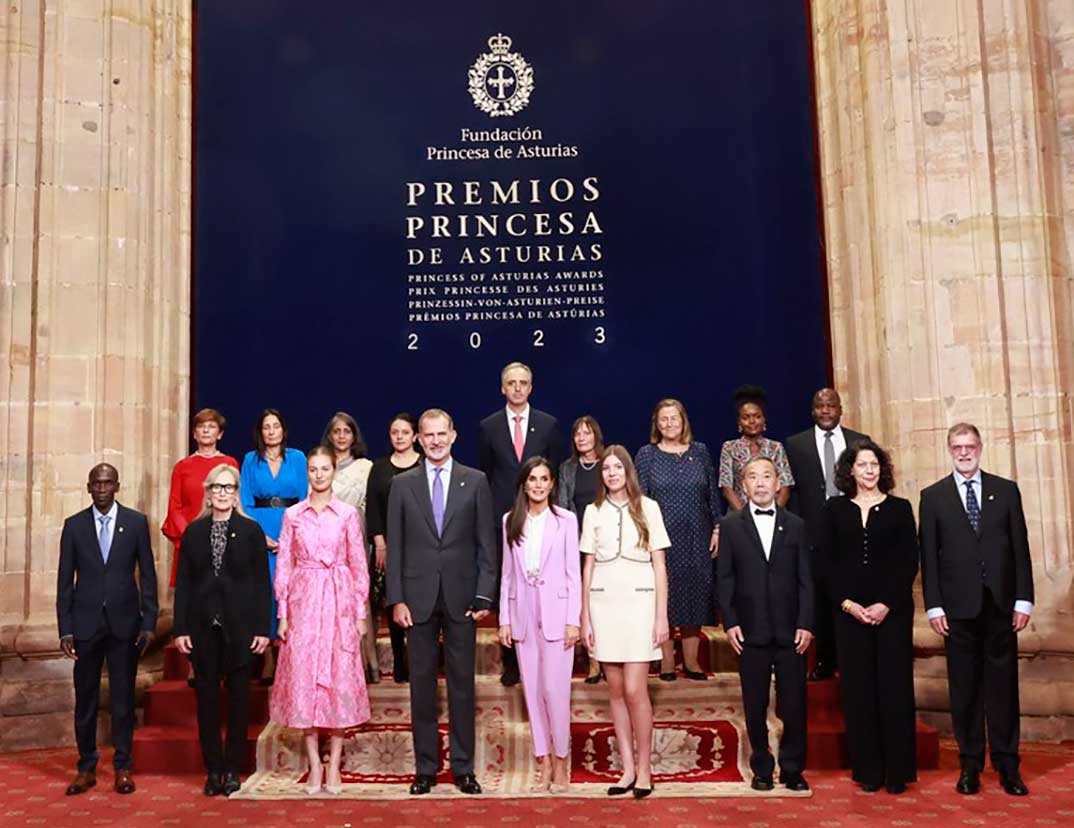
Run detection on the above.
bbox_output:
[500,508,581,642]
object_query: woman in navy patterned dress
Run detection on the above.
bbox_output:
[635,399,723,681]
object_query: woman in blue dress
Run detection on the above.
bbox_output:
[240,408,307,684]
[635,399,722,682]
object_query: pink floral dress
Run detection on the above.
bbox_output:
[270,497,371,729]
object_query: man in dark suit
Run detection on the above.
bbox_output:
[784,387,869,680]
[387,408,498,796]
[717,456,813,792]
[56,463,158,796]
[478,361,563,686]
[919,422,1034,797]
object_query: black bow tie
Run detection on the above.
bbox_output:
[754,508,775,517]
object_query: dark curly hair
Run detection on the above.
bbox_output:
[834,439,895,496]
[733,384,768,415]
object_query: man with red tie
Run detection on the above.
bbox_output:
[478,362,564,685]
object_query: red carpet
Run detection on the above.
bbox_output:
[2,741,1073,827]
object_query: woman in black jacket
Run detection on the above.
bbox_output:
[174,463,272,798]
[819,440,918,794]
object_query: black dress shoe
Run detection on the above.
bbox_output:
[885,782,907,795]
[808,663,835,681]
[658,672,677,682]
[203,772,223,796]
[393,665,409,683]
[956,768,980,795]
[607,778,636,795]
[633,782,654,799]
[454,773,482,795]
[221,772,242,797]
[500,668,520,687]
[1000,772,1028,796]
[783,774,810,792]
[860,782,881,793]
[751,776,774,791]
[683,668,707,681]
[409,774,437,795]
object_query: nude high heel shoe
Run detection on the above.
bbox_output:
[304,761,324,796]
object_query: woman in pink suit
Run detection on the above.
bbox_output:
[271,446,371,796]
[498,456,582,793]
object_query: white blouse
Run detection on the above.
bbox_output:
[523,508,549,575]
[579,496,670,563]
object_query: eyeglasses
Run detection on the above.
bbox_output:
[209,483,237,494]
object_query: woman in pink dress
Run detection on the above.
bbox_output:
[270,446,371,795]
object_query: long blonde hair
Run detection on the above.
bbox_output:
[195,464,247,520]
[593,445,650,549]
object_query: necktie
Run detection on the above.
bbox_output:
[513,415,524,462]
[98,515,112,563]
[432,467,445,536]
[823,431,838,498]
[754,508,775,517]
[964,480,981,532]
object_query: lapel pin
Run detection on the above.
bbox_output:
[778,525,784,532]
[460,481,466,487]
[118,526,124,533]
[988,495,994,501]
[231,532,237,538]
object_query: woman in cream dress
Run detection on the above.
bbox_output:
[580,445,670,799]
[322,412,377,681]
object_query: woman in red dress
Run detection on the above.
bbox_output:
[162,409,240,587]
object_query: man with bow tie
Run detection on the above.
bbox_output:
[56,463,158,796]
[717,456,813,792]
[919,423,1034,797]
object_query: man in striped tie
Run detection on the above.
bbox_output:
[919,423,1034,797]
[56,463,158,796]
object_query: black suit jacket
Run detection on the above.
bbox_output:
[716,506,813,647]
[478,407,564,517]
[785,426,870,551]
[173,512,272,668]
[919,471,1034,619]
[385,461,499,623]
[56,503,159,640]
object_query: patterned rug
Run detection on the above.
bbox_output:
[233,675,810,799]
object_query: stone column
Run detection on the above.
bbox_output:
[811,0,1074,738]
[0,0,192,750]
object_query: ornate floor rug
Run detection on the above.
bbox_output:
[233,674,811,799]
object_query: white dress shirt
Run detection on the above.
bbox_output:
[506,405,530,442]
[523,508,549,576]
[749,500,777,561]
[926,468,1033,619]
[814,424,847,468]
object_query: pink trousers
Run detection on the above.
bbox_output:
[515,580,575,757]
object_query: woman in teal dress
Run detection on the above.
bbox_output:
[240,408,307,682]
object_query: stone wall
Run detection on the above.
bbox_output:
[811,0,1074,738]
[0,0,191,750]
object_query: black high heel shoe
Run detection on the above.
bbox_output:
[633,782,654,799]
[607,778,636,796]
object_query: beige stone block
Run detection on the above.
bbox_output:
[46,283,99,352]
[33,401,94,454]
[60,56,105,106]
[58,141,103,190]
[55,186,103,239]
[27,570,59,615]
[0,711,77,752]
[0,678,74,716]
[42,355,90,403]
[55,235,102,283]
[61,15,105,62]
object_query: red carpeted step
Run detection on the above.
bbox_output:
[142,680,270,727]
[133,723,260,774]
[806,718,939,770]
[163,643,187,681]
